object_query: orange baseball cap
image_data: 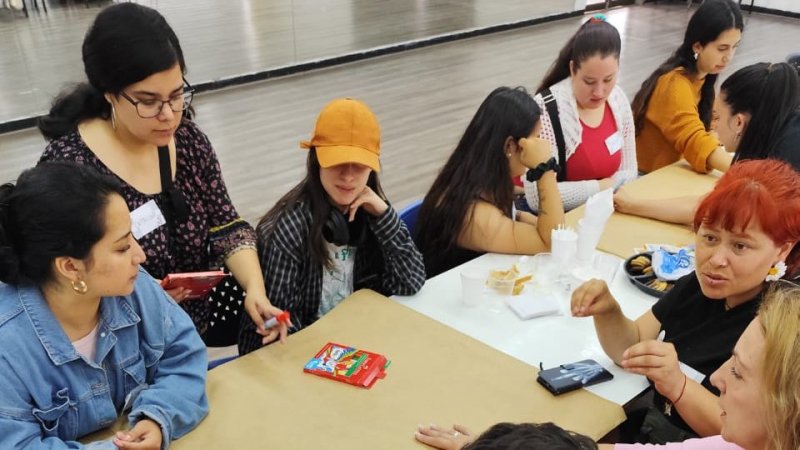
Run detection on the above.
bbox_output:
[300,98,381,172]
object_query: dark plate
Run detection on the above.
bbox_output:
[623,252,674,298]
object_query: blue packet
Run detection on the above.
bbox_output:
[652,247,695,281]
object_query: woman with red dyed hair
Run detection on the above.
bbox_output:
[571,159,800,443]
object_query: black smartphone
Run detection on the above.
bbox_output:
[536,359,614,395]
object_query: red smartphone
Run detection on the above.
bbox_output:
[159,270,226,300]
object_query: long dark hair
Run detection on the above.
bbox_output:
[0,162,122,286]
[38,3,188,140]
[631,0,743,133]
[256,149,384,269]
[537,17,621,93]
[463,422,597,450]
[415,87,541,258]
[723,63,800,161]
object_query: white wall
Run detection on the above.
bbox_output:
[750,0,800,14]
[581,0,799,14]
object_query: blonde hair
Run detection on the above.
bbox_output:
[758,283,800,450]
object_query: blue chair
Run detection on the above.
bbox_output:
[208,355,238,370]
[398,199,423,236]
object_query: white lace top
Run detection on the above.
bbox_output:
[522,77,638,211]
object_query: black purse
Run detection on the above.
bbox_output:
[157,145,189,233]
[158,145,243,346]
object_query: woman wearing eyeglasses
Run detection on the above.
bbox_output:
[38,3,287,345]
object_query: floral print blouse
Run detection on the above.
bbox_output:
[39,119,256,334]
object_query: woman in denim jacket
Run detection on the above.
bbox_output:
[0,162,208,449]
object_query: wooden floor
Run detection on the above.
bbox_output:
[1,3,799,225]
[0,0,572,124]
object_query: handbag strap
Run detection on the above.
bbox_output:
[158,145,189,224]
[541,89,567,182]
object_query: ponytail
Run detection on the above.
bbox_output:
[38,83,110,141]
[0,183,21,285]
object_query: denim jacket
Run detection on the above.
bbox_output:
[0,268,208,449]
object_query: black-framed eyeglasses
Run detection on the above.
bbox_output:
[119,78,195,119]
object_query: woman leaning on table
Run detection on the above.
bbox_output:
[0,163,207,449]
[571,159,800,443]
[614,62,800,225]
[37,3,286,344]
[417,284,800,450]
[632,0,743,174]
[521,15,637,213]
[414,86,565,278]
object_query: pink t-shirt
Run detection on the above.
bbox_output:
[72,324,100,362]
[615,435,743,450]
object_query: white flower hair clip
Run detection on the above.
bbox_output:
[766,261,787,282]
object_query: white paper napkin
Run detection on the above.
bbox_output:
[505,292,560,320]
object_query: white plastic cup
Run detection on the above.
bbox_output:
[551,228,578,267]
[572,253,621,284]
[460,268,486,307]
[531,252,556,286]
[593,253,621,284]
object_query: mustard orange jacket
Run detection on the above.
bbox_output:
[636,68,720,173]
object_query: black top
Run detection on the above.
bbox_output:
[421,245,483,279]
[771,110,800,171]
[650,273,762,433]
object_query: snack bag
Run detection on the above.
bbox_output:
[652,247,695,281]
[303,342,389,388]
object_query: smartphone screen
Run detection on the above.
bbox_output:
[536,359,614,395]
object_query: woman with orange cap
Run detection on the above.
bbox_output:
[237,98,425,354]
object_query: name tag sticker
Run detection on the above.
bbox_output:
[605,132,623,155]
[130,199,166,239]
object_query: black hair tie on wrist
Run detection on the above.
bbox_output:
[526,157,559,182]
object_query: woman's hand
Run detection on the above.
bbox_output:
[164,286,190,303]
[415,424,475,450]
[154,279,190,303]
[570,279,620,317]
[621,340,685,402]
[113,419,162,450]
[518,137,552,169]
[348,186,388,221]
[244,292,289,345]
[613,187,640,215]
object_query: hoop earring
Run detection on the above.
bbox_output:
[110,105,118,131]
[71,279,89,295]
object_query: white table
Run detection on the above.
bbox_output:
[393,252,656,405]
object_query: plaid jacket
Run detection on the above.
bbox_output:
[238,202,425,354]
